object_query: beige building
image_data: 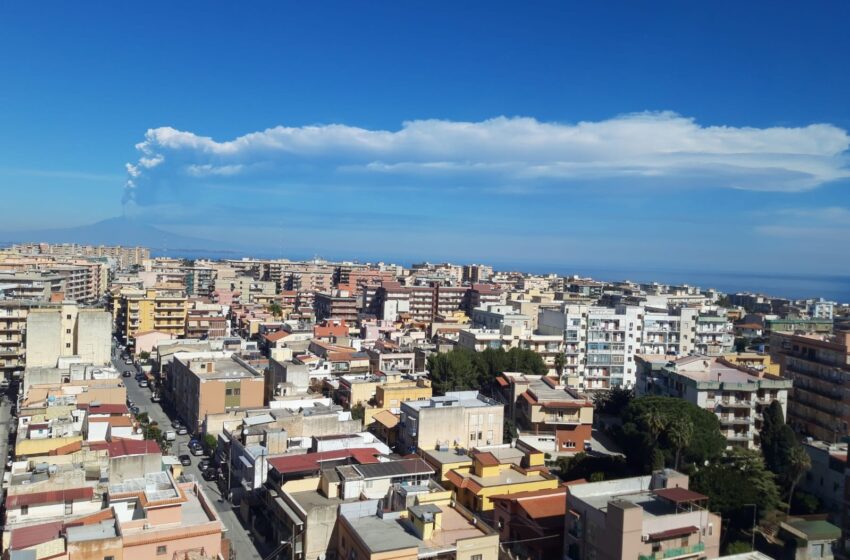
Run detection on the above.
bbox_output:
[113,286,188,343]
[170,354,266,433]
[399,391,504,453]
[338,496,500,560]
[565,470,721,560]
[26,303,112,368]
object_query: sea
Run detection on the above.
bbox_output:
[519,265,850,304]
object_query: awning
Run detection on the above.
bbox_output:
[274,497,304,528]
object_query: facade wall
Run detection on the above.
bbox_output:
[26,310,62,367]
[76,310,112,366]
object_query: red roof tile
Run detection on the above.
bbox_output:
[10,520,64,550]
[78,403,129,415]
[474,451,500,467]
[654,487,707,503]
[268,448,381,475]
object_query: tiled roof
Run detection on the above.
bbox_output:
[78,403,129,415]
[474,451,500,467]
[6,487,94,509]
[653,487,707,503]
[268,448,381,475]
[9,521,64,550]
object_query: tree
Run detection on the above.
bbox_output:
[503,418,518,442]
[203,433,218,454]
[139,351,151,362]
[351,403,365,421]
[267,302,283,319]
[554,353,566,380]
[616,397,725,473]
[593,386,634,416]
[667,417,694,470]
[691,448,781,546]
[786,445,812,513]
[427,349,479,395]
[426,348,547,396]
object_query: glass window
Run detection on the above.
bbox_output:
[157,546,167,555]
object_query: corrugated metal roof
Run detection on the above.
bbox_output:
[353,458,433,480]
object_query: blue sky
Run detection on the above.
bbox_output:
[1,1,849,273]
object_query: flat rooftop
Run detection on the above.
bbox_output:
[403,391,498,410]
[108,471,179,503]
[345,504,487,554]
[183,356,261,379]
[451,465,551,488]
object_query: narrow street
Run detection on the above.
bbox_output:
[113,351,264,560]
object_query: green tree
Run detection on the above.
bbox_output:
[760,401,806,495]
[351,403,365,421]
[666,417,694,470]
[726,542,753,555]
[503,418,518,442]
[136,412,150,425]
[427,349,479,394]
[786,445,812,513]
[616,397,725,473]
[139,351,151,362]
[593,386,634,416]
[203,433,218,454]
[691,448,781,545]
[267,302,283,318]
[554,353,566,379]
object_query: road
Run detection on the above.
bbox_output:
[112,350,264,560]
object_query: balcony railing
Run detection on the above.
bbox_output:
[639,542,706,560]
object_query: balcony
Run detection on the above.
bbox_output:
[717,400,751,408]
[718,415,753,425]
[639,542,706,560]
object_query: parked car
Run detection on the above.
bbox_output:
[122,371,131,378]
[176,426,188,436]
[125,359,133,365]
[138,380,148,388]
[151,394,161,403]
[179,454,191,466]
[165,430,176,441]
[129,406,140,415]
[189,442,203,456]
[198,458,211,471]
[172,420,183,429]
[202,467,218,481]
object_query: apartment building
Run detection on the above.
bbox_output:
[399,391,504,452]
[9,242,150,269]
[169,354,265,432]
[498,373,594,452]
[444,450,558,514]
[538,304,643,390]
[766,318,834,335]
[636,355,791,449]
[114,287,188,343]
[564,470,721,560]
[462,263,494,284]
[26,303,112,367]
[641,308,699,356]
[770,331,850,441]
[0,270,66,300]
[185,265,216,296]
[0,300,35,377]
[464,283,503,314]
[314,289,359,323]
[693,313,735,356]
[337,495,499,560]
[491,486,566,560]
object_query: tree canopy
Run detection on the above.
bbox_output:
[691,448,781,546]
[426,347,547,395]
[615,396,726,472]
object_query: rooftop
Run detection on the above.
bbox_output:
[403,391,499,411]
[181,355,261,380]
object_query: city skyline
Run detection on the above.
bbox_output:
[2,2,849,274]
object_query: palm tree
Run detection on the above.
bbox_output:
[554,353,566,381]
[643,407,668,444]
[786,445,812,514]
[667,417,694,470]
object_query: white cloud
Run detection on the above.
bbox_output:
[123,111,850,206]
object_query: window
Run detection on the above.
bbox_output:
[105,556,115,560]
[66,343,71,348]
[66,329,71,334]
[157,546,167,555]
[65,500,73,515]
[470,431,476,442]
[21,505,28,515]
[472,555,483,560]
[680,537,689,547]
[66,314,72,320]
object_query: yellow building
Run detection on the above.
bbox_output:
[722,352,780,375]
[357,378,433,425]
[115,286,188,343]
[444,450,558,513]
